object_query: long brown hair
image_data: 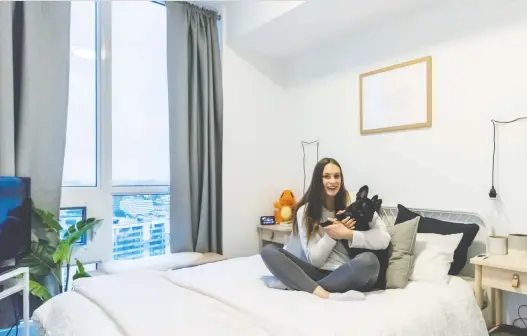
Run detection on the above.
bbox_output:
[292,158,348,241]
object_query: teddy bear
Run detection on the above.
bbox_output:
[273,190,297,224]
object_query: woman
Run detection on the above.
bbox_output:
[260,157,390,301]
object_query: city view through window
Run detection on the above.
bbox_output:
[112,194,170,260]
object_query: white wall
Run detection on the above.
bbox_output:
[221,11,305,258]
[285,1,527,324]
[224,1,304,39]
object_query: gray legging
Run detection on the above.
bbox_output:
[260,244,380,294]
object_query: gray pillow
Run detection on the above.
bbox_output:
[385,216,420,289]
[284,233,308,262]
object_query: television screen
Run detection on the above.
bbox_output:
[0,176,31,263]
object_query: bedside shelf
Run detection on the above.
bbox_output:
[257,224,292,251]
[0,267,31,336]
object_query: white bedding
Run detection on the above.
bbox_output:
[33,255,489,336]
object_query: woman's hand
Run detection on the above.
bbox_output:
[336,210,356,230]
[323,217,354,240]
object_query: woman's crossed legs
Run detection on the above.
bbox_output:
[260,244,379,300]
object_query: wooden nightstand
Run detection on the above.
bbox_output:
[257,224,292,251]
[471,254,527,328]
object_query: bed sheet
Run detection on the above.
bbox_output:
[33,269,295,336]
[164,255,489,336]
[33,255,489,336]
[33,290,124,336]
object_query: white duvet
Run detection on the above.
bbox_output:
[33,255,488,336]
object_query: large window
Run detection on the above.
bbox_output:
[62,1,221,262]
[110,1,170,260]
[63,1,98,187]
[111,1,170,187]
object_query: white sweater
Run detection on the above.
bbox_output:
[296,203,391,271]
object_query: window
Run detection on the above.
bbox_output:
[112,194,170,260]
[111,1,170,187]
[61,1,221,263]
[110,1,170,260]
[59,207,88,246]
[62,1,98,187]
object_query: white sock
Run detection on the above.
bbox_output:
[328,290,366,301]
[261,276,291,290]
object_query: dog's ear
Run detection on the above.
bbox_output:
[371,195,378,203]
[374,198,383,213]
[356,185,369,199]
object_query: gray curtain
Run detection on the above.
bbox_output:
[166,2,223,254]
[0,1,70,214]
[0,1,70,315]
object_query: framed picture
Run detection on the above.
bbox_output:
[359,56,432,135]
[59,206,88,246]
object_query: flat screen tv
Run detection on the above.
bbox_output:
[0,176,31,266]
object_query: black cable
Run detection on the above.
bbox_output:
[490,116,527,198]
[301,140,319,194]
[512,304,527,329]
[5,295,19,336]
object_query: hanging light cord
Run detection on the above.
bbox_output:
[490,116,527,197]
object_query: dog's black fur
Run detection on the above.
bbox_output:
[320,185,382,231]
[319,185,389,290]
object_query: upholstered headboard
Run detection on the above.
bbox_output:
[379,206,488,278]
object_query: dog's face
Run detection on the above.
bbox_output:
[339,185,382,231]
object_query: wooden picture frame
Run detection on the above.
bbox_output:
[359,56,432,135]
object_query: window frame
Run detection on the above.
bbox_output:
[62,0,100,188]
[61,0,223,263]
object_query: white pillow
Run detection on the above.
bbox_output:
[98,252,203,274]
[409,232,463,283]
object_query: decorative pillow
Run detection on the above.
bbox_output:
[283,234,308,261]
[98,252,204,274]
[395,204,479,275]
[385,216,420,289]
[409,232,464,283]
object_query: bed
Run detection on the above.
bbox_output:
[32,206,491,336]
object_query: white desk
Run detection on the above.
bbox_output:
[0,267,30,336]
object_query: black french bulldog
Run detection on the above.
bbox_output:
[320,185,382,231]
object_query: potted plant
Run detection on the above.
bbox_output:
[19,205,102,302]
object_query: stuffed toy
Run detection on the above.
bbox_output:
[273,190,297,224]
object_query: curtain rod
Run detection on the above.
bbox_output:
[183,1,222,20]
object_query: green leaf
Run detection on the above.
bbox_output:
[72,259,91,281]
[53,240,70,264]
[33,207,62,232]
[19,240,58,277]
[29,280,52,302]
[64,218,102,245]
[43,228,60,248]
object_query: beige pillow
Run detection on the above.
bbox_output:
[385,216,420,289]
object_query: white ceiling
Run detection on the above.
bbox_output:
[224,0,442,59]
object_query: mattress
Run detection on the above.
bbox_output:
[33,255,489,336]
